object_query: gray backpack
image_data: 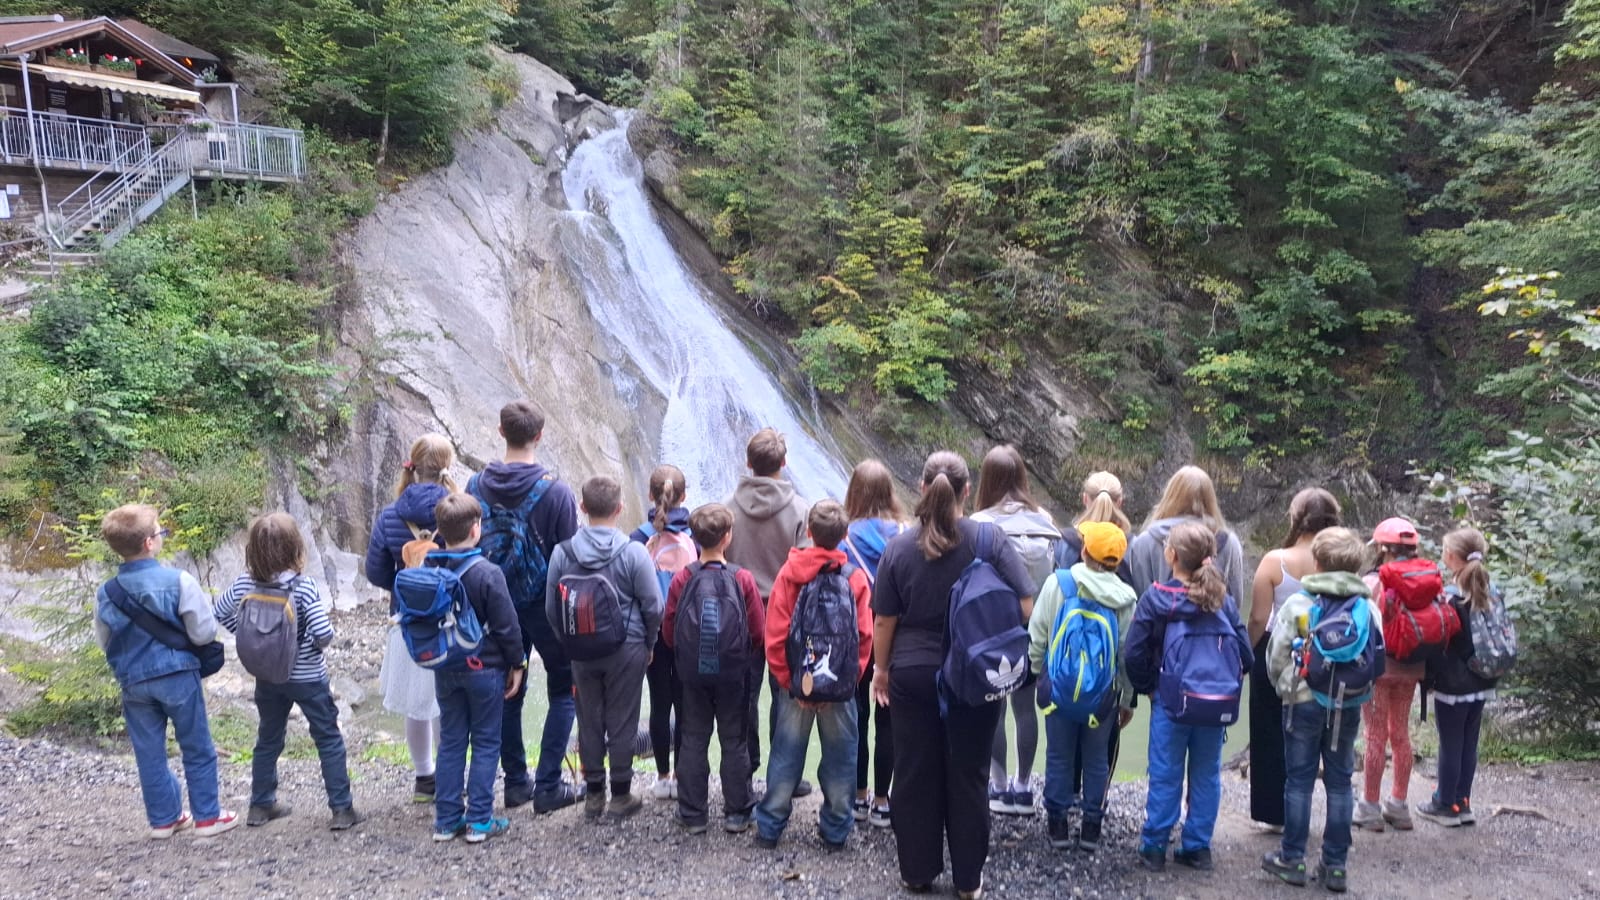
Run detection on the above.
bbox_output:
[977,505,1063,591]
[1463,587,1517,680]
[236,577,304,683]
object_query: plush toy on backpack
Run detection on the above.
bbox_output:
[1372,518,1460,664]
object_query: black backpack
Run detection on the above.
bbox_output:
[785,562,859,702]
[674,562,750,686]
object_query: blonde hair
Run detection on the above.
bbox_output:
[649,464,687,532]
[246,512,307,583]
[1145,465,1226,533]
[1167,520,1226,612]
[1310,527,1364,575]
[101,504,159,559]
[1443,528,1492,612]
[1076,470,1131,533]
[394,433,458,499]
[916,451,969,560]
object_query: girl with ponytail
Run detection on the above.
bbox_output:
[869,451,1037,899]
[1123,520,1252,872]
[629,464,695,801]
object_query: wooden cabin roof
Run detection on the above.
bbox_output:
[0,16,198,82]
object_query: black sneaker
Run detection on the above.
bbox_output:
[504,781,533,809]
[753,833,778,849]
[1174,847,1213,871]
[1047,815,1072,850]
[793,779,815,798]
[534,782,586,814]
[247,801,292,827]
[412,774,436,803]
[1416,799,1461,827]
[1078,818,1102,853]
[853,797,870,822]
[1262,851,1309,887]
[673,812,708,835]
[723,812,752,833]
[1138,845,1167,871]
[1457,798,1476,826]
[1316,862,1348,893]
[329,807,364,831]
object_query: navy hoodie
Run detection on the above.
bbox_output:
[365,482,451,594]
[469,461,579,564]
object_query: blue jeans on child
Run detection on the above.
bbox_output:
[755,691,857,845]
[122,669,220,826]
[1140,701,1226,853]
[251,678,352,810]
[436,668,506,829]
[1281,700,1362,867]
[1044,710,1113,820]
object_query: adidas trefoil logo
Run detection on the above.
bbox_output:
[985,655,1025,692]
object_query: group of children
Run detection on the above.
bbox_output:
[91,409,1509,899]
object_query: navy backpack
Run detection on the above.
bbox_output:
[786,562,859,702]
[1157,592,1245,727]
[938,524,1030,710]
[674,562,751,686]
[468,473,554,608]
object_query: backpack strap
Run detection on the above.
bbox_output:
[842,533,873,588]
[975,521,997,562]
[103,577,192,652]
[403,520,432,541]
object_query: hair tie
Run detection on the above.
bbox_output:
[1202,556,1214,568]
[1467,551,1484,562]
[1096,489,1111,498]
[402,460,414,470]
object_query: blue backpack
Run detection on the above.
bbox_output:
[394,550,487,671]
[1046,569,1120,726]
[1157,592,1245,726]
[468,473,554,608]
[786,562,860,702]
[1302,593,1384,710]
[938,524,1030,710]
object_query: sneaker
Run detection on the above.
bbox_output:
[1138,845,1167,872]
[194,810,241,837]
[724,812,753,833]
[412,774,437,803]
[819,828,846,852]
[1353,800,1385,832]
[1174,847,1214,871]
[1416,798,1461,827]
[869,803,891,828]
[329,807,364,831]
[753,833,778,849]
[433,818,465,842]
[464,817,510,843]
[674,813,708,835]
[584,789,606,820]
[247,801,292,827]
[504,780,533,809]
[1316,861,1348,893]
[1047,815,1072,850]
[535,781,586,814]
[1008,785,1036,816]
[1457,798,1476,826]
[651,777,676,801]
[1382,798,1414,831]
[900,880,933,894]
[988,784,1010,814]
[1078,818,1102,853]
[793,779,815,799]
[606,792,644,819]
[148,812,192,840]
[1262,851,1309,886]
[1250,819,1286,834]
[956,880,983,900]
[853,796,871,822]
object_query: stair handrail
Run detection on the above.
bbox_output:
[49,138,190,250]
[51,133,154,222]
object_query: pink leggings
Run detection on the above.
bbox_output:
[1363,674,1418,803]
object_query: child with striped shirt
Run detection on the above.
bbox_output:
[214,512,362,830]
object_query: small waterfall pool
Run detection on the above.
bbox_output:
[559,112,849,503]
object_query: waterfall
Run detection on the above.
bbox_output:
[559,112,850,504]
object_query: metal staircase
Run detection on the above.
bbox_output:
[47,136,192,252]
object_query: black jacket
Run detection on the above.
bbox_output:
[442,551,525,672]
[1425,591,1499,697]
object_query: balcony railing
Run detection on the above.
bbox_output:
[0,108,305,181]
[0,107,148,170]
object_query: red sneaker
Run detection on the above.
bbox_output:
[194,809,241,837]
[149,812,192,840]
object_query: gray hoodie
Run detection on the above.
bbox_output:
[544,525,663,648]
[1125,516,1247,607]
[723,474,810,598]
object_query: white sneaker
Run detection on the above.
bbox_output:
[194,809,240,837]
[148,812,192,840]
[1354,800,1385,832]
[651,777,676,801]
[1382,797,1414,831]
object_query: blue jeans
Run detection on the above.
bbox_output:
[1282,700,1361,867]
[121,669,219,826]
[1141,701,1226,852]
[503,606,575,798]
[755,691,857,845]
[436,668,506,829]
[1044,710,1113,821]
[251,679,352,810]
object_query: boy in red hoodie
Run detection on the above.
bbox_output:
[753,500,873,849]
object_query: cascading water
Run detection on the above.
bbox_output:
[559,113,849,502]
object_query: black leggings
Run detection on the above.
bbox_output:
[646,632,682,775]
[1249,635,1286,825]
[1433,698,1484,808]
[855,659,893,796]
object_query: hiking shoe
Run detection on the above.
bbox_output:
[1262,851,1309,886]
[194,810,240,837]
[819,829,847,852]
[433,818,465,842]
[412,774,436,803]
[724,812,753,833]
[753,833,778,849]
[329,807,364,831]
[1078,818,1102,853]
[900,880,933,894]
[584,789,606,820]
[504,780,533,809]
[1047,815,1072,849]
[988,784,1010,814]
[651,777,676,801]
[793,779,815,799]
[1353,800,1385,832]
[1316,861,1348,893]
[1138,845,1167,871]
[464,816,510,843]
[869,803,891,828]
[956,880,983,900]
[247,801,292,827]
[148,812,192,840]
[1382,798,1414,830]
[1416,799,1461,827]
[534,781,585,814]
[1008,786,1036,816]
[853,796,871,821]
[1174,847,1214,871]
[606,792,643,819]
[1458,798,1476,825]
[674,813,708,835]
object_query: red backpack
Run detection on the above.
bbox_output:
[1377,557,1460,662]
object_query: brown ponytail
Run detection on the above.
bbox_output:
[1283,487,1342,548]
[915,451,969,560]
[395,433,457,499]
[1168,520,1226,612]
[648,463,686,533]
[1443,528,1492,612]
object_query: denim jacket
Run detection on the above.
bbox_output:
[95,558,218,687]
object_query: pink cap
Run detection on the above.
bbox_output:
[1371,517,1419,546]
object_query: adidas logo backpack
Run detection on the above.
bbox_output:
[674,563,750,685]
[468,473,554,608]
[394,551,487,671]
[235,577,305,684]
[1045,569,1120,726]
[939,524,1031,708]
[786,562,860,703]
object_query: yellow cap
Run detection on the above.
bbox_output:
[1078,521,1128,568]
